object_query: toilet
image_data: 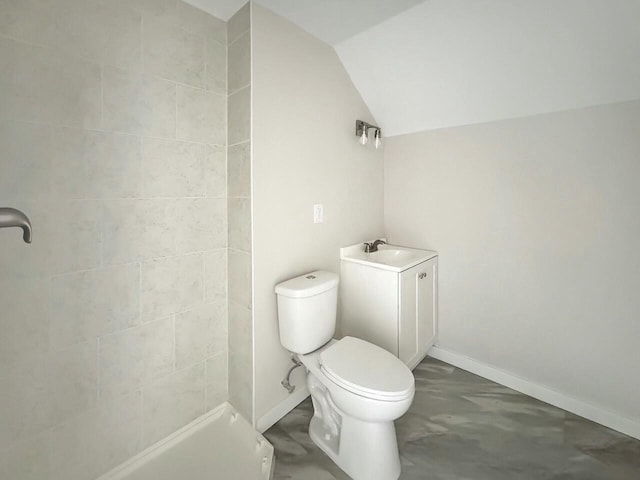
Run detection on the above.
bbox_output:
[275,271,415,480]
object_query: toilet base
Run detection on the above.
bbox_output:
[309,406,401,480]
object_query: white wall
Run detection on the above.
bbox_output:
[337,0,640,136]
[384,100,640,431]
[251,4,384,427]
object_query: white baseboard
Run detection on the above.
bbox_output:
[256,385,310,433]
[429,345,640,441]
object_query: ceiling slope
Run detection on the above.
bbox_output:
[184,0,425,44]
[336,0,640,136]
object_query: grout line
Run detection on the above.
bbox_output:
[0,120,228,147]
[227,28,250,48]
[140,10,145,74]
[100,64,104,128]
[228,84,250,98]
[227,82,251,97]
[140,387,145,448]
[174,83,178,139]
[203,26,208,94]
[96,336,101,408]
[202,253,207,304]
[138,261,143,327]
[172,315,177,372]
[98,198,104,268]
[138,135,144,201]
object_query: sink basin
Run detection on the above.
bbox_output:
[369,249,415,265]
[340,242,437,272]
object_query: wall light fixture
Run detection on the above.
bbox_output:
[355,120,382,149]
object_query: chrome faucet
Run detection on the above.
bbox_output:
[364,239,387,253]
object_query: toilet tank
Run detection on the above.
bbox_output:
[275,271,339,354]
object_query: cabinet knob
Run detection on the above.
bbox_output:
[418,272,427,279]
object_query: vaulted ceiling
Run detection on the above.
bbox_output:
[185,0,425,44]
[187,0,640,137]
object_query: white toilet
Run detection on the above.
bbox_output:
[275,270,415,480]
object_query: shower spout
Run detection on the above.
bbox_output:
[0,208,32,243]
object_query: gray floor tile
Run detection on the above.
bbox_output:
[265,356,640,480]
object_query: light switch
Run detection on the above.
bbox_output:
[313,204,323,224]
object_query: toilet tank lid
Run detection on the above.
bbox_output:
[275,271,339,298]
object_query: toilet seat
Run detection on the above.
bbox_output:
[319,336,414,401]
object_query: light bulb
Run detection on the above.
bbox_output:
[374,129,382,149]
[359,129,368,145]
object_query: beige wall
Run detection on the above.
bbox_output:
[251,4,384,427]
[384,100,640,427]
[227,2,254,421]
[0,1,228,479]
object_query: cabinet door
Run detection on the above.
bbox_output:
[399,260,435,368]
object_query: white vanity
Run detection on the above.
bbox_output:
[339,242,438,370]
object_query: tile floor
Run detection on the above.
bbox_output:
[265,357,640,479]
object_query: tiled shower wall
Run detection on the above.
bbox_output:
[0,1,228,479]
[227,3,254,422]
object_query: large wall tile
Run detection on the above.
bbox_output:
[228,31,250,93]
[0,0,143,71]
[178,1,226,44]
[205,249,227,304]
[228,301,252,419]
[228,250,252,309]
[173,198,227,253]
[0,357,51,451]
[0,432,50,480]
[0,121,51,202]
[103,66,176,137]
[176,85,226,145]
[48,341,98,427]
[206,145,227,198]
[228,197,252,253]
[206,351,227,410]
[142,138,206,198]
[99,317,174,401]
[227,2,250,45]
[49,391,142,480]
[141,253,204,321]
[113,0,176,16]
[52,128,141,199]
[73,1,142,71]
[228,86,251,145]
[144,16,205,87]
[143,363,206,446]
[175,303,227,370]
[0,0,229,473]
[0,37,101,128]
[102,199,176,264]
[0,277,48,366]
[49,200,102,274]
[54,0,142,72]
[227,141,250,198]
[0,0,57,47]
[206,38,226,94]
[50,264,140,349]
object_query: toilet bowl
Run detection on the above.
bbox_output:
[275,271,415,480]
[300,337,414,480]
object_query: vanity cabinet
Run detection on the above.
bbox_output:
[339,245,438,370]
[398,260,437,368]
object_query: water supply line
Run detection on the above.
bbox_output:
[281,355,303,394]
